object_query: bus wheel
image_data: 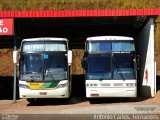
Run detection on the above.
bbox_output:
[88,98,96,104]
[27,98,36,103]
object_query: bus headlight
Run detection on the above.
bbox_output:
[56,83,68,88]
[92,83,98,86]
[19,84,30,89]
[87,83,98,87]
[126,83,136,87]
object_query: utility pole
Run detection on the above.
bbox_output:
[13,37,17,103]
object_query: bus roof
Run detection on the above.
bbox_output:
[86,36,134,41]
[22,37,68,42]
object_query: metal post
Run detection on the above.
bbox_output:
[13,37,17,103]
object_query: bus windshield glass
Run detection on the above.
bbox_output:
[20,41,68,81]
[44,53,67,81]
[113,53,135,80]
[86,53,135,80]
[20,54,43,81]
[86,40,136,80]
[20,52,67,81]
[87,54,112,80]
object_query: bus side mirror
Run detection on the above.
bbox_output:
[68,50,72,65]
[136,55,140,70]
[81,57,87,70]
[13,50,18,64]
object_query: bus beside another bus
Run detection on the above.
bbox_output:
[82,36,139,98]
[19,37,72,102]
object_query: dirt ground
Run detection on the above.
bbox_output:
[0,90,160,114]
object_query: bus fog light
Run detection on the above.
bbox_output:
[19,84,30,89]
[56,83,68,88]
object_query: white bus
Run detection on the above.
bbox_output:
[19,38,72,102]
[82,36,139,98]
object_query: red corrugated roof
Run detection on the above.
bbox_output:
[0,9,159,18]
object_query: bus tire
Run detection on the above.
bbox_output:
[27,98,36,103]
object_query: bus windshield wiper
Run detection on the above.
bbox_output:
[114,57,125,81]
[46,71,64,82]
[117,70,125,81]
[46,70,56,81]
[30,73,41,82]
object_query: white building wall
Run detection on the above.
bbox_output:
[136,18,156,97]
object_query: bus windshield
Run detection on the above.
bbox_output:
[86,53,136,80]
[20,52,67,81]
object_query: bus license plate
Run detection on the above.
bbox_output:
[40,92,47,95]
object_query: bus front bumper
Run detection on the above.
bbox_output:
[19,87,69,99]
[86,87,137,98]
